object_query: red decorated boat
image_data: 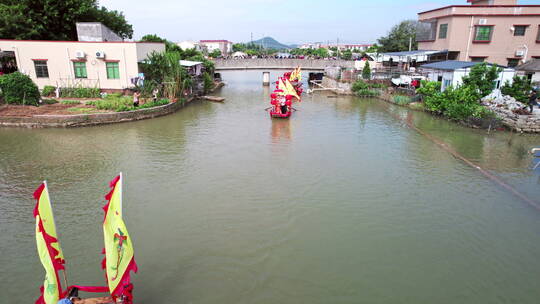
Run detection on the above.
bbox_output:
[268,92,293,119]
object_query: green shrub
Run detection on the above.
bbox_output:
[416,81,441,98]
[115,105,134,112]
[138,98,169,109]
[60,87,100,98]
[423,86,492,121]
[61,100,81,105]
[355,89,380,97]
[87,96,132,111]
[501,76,532,104]
[42,85,56,97]
[362,61,371,80]
[461,63,501,98]
[393,95,412,105]
[203,72,214,93]
[352,80,369,92]
[0,72,40,105]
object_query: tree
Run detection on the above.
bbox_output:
[340,49,352,60]
[362,61,371,80]
[377,20,418,52]
[314,48,329,58]
[0,72,41,105]
[366,44,380,53]
[0,0,133,41]
[209,49,222,58]
[501,76,532,104]
[461,63,501,98]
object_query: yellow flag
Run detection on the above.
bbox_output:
[297,67,302,82]
[34,182,65,304]
[102,173,137,298]
[284,78,300,100]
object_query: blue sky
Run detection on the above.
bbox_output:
[99,0,539,44]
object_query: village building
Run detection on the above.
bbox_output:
[419,60,515,91]
[177,41,207,53]
[199,40,233,55]
[515,59,540,85]
[416,0,540,67]
[0,23,165,91]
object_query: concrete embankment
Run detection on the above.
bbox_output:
[489,107,540,133]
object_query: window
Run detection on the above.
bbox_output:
[537,26,540,42]
[474,26,493,42]
[33,60,49,78]
[106,62,120,79]
[514,25,527,36]
[470,57,486,62]
[443,79,452,89]
[507,58,520,68]
[439,24,448,39]
[73,62,87,78]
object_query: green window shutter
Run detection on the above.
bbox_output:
[73,62,87,78]
[475,26,492,41]
[106,62,120,79]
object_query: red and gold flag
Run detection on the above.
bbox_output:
[34,182,65,304]
[102,173,137,302]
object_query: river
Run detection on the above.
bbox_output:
[1,70,540,303]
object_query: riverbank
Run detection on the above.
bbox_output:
[0,81,224,128]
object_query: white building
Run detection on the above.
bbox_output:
[177,41,206,53]
[0,23,165,91]
[199,40,232,55]
[419,60,515,91]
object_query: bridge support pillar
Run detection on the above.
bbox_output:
[262,72,270,86]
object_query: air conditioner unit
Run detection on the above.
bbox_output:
[516,50,525,57]
[95,51,106,59]
[478,19,488,25]
[75,51,86,58]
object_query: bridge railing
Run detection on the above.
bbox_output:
[213,58,356,70]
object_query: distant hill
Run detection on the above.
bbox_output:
[251,37,291,50]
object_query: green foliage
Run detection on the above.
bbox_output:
[60,87,100,98]
[0,72,40,105]
[209,49,222,58]
[140,51,186,99]
[0,0,133,40]
[422,85,493,121]
[352,80,369,92]
[139,98,169,109]
[377,20,418,52]
[362,61,371,80]
[203,72,214,94]
[113,98,169,112]
[355,89,380,97]
[340,49,352,60]
[366,44,380,53]
[416,81,441,97]
[60,100,81,105]
[42,85,56,97]
[393,95,412,105]
[87,95,131,110]
[501,76,532,104]
[461,63,501,98]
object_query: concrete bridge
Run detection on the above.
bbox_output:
[213,58,356,71]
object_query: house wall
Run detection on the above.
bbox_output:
[0,40,164,90]
[423,67,515,90]
[418,5,540,66]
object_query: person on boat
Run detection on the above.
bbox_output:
[280,95,291,114]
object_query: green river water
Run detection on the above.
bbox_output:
[1,70,540,303]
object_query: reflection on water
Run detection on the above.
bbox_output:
[1,70,540,304]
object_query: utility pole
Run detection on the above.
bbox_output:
[409,37,412,52]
